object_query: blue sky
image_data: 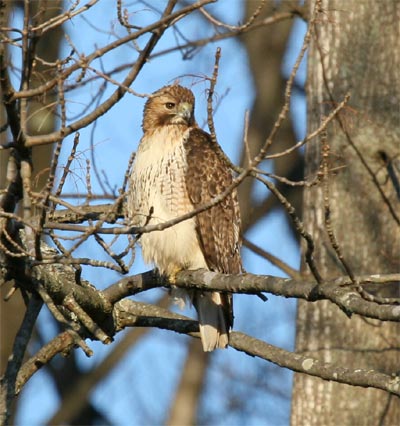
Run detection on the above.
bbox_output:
[14,2,307,425]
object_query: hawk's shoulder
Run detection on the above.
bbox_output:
[183,128,231,202]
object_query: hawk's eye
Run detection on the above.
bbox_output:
[165,102,175,110]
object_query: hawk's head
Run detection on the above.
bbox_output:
[142,84,196,132]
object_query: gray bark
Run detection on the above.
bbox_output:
[291,1,400,425]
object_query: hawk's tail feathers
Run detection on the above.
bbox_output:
[195,292,230,352]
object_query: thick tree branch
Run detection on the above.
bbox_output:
[229,332,400,397]
[105,270,400,322]
[11,273,400,400]
[116,301,400,397]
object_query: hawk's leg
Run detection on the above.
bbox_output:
[166,265,182,284]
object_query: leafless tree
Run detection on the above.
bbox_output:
[0,1,398,425]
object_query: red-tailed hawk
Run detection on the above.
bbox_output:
[128,84,242,351]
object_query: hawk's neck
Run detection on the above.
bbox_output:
[140,125,191,152]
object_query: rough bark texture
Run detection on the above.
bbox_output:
[291,1,400,425]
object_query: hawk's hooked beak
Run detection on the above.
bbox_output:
[176,102,192,122]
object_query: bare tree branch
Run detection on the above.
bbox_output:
[229,332,400,397]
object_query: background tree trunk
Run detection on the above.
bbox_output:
[0,0,62,374]
[291,1,400,424]
[0,2,110,424]
[166,340,208,426]
[239,0,300,232]
[0,2,63,422]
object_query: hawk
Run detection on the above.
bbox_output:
[127,84,242,351]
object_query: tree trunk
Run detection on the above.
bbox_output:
[1,1,63,377]
[291,1,400,425]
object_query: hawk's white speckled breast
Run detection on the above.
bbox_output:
[128,125,207,275]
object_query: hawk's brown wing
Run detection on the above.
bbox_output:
[184,127,242,276]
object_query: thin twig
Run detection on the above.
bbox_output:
[252,172,323,283]
[15,0,215,102]
[264,93,350,160]
[321,130,356,281]
[200,0,266,32]
[254,0,321,163]
[205,47,238,171]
